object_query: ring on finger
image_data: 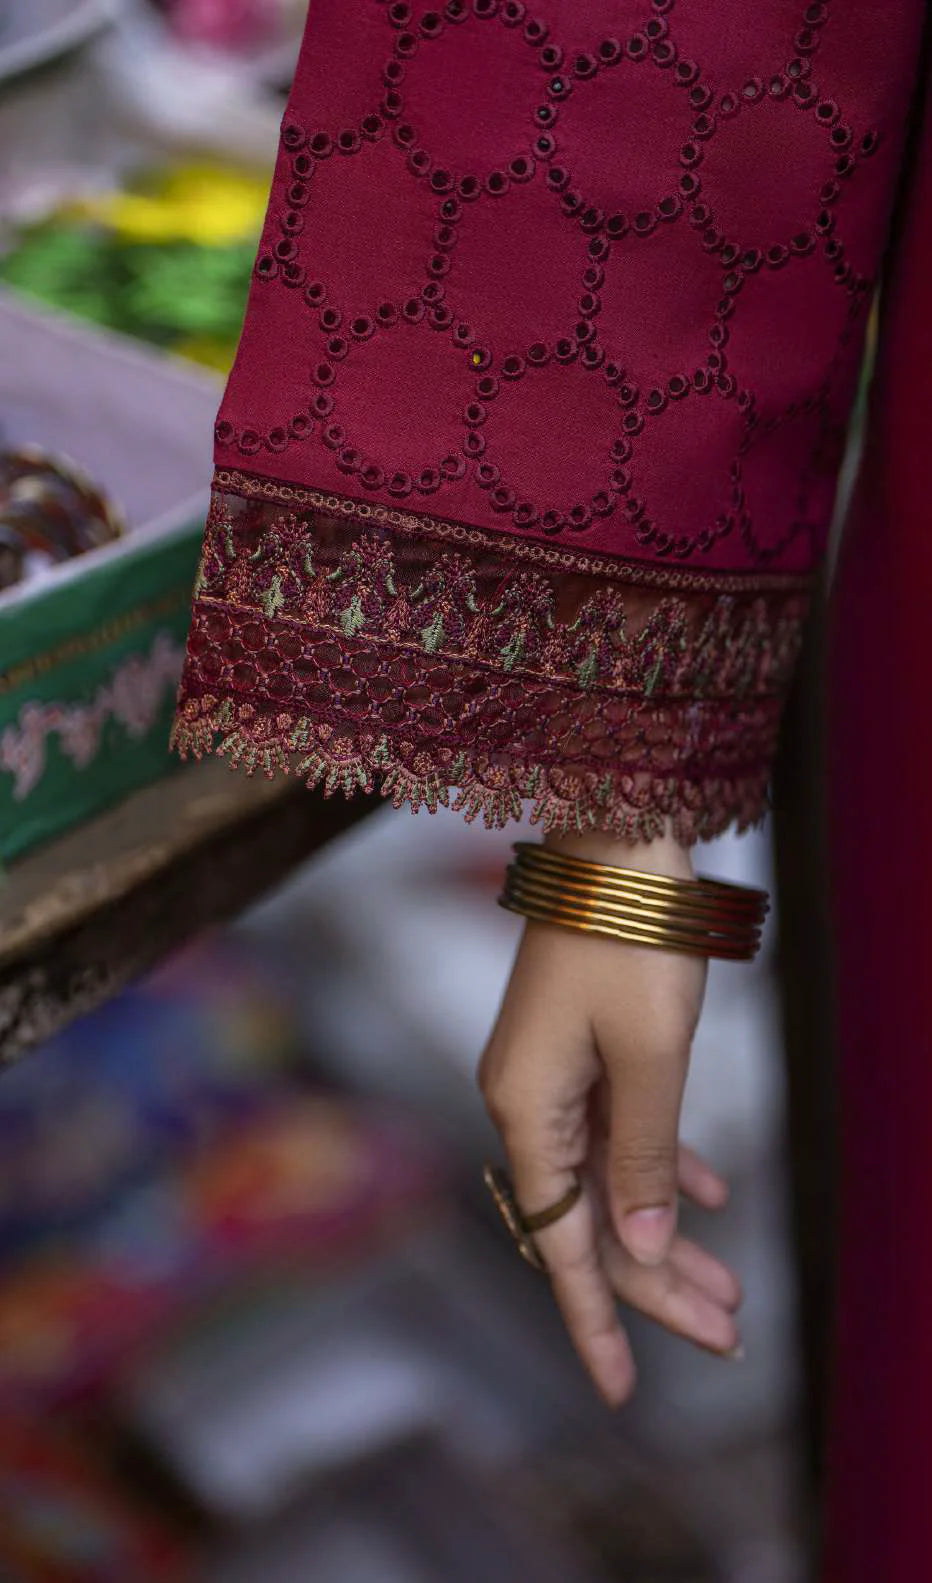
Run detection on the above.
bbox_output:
[483,1163,582,1272]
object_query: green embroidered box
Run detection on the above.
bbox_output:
[0,293,220,863]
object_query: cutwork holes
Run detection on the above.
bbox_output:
[337,445,362,473]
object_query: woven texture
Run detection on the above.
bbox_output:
[174,0,924,837]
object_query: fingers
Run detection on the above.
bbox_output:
[584,934,705,1270]
[479,926,638,1406]
[508,1150,636,1408]
[601,1234,742,1358]
[678,1143,730,1210]
[477,919,733,1403]
[605,1043,688,1268]
[588,1168,743,1354]
[669,1236,743,1312]
[592,1130,731,1215]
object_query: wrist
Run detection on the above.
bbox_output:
[541,818,695,883]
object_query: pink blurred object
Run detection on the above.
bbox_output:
[164,0,283,49]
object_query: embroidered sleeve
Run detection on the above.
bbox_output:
[172,0,925,844]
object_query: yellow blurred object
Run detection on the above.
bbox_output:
[173,334,239,372]
[71,164,271,246]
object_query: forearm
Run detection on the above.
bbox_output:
[542,819,695,883]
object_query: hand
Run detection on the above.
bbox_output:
[478,824,742,1406]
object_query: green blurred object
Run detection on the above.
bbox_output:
[0,161,271,366]
[0,164,260,858]
[0,290,221,863]
[0,225,256,362]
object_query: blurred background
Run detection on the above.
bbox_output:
[0,4,825,1579]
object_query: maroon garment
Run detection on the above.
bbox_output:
[825,63,932,1583]
[174,0,925,842]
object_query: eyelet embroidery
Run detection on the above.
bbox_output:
[256,0,884,495]
[181,0,922,836]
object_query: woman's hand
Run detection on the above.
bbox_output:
[477,824,742,1407]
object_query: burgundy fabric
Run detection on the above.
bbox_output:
[824,65,932,1583]
[177,474,810,840]
[175,0,925,838]
[215,0,921,571]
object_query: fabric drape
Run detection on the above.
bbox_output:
[173,0,925,843]
[824,47,932,1583]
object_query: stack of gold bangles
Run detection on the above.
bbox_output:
[498,842,768,961]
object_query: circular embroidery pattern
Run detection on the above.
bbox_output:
[219,0,917,570]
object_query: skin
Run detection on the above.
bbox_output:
[478,821,743,1407]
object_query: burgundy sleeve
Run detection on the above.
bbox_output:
[172,0,925,843]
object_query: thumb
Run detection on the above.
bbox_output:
[607,1048,687,1267]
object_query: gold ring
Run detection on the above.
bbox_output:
[483,1164,582,1272]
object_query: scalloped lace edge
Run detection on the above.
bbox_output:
[170,700,770,846]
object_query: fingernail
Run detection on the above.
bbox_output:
[726,1343,746,1362]
[621,1205,676,1265]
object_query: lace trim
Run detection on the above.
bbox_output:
[171,697,779,843]
[172,475,813,843]
[214,468,815,594]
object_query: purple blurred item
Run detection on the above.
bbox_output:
[0,935,299,1257]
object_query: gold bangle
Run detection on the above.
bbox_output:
[498,896,760,960]
[498,843,768,961]
[500,884,761,959]
[503,876,760,949]
[513,843,768,918]
[510,856,764,926]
